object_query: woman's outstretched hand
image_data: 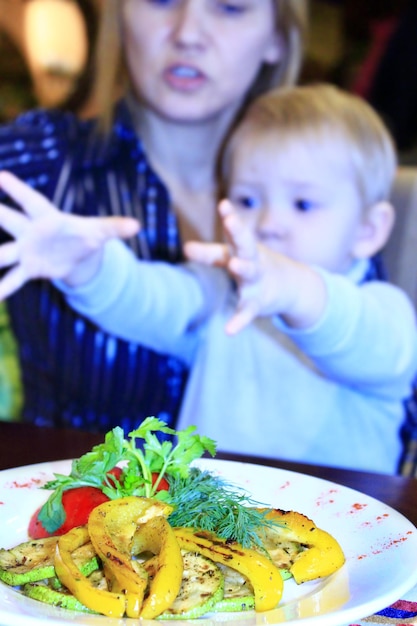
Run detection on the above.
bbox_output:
[0,171,140,300]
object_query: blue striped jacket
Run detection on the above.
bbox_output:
[0,100,188,432]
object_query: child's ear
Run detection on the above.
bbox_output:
[351,201,395,259]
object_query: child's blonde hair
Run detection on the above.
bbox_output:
[93,0,308,132]
[224,84,397,208]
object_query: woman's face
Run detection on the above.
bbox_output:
[121,0,281,123]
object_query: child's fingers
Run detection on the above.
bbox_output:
[184,241,230,266]
[218,198,235,219]
[223,212,257,261]
[225,301,258,335]
[228,256,259,282]
[86,216,140,242]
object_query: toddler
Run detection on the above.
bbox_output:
[0,84,416,474]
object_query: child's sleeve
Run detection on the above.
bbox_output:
[274,267,417,400]
[56,238,230,364]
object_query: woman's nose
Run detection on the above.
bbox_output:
[172,0,206,48]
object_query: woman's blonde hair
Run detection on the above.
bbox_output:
[224,84,398,208]
[93,0,308,132]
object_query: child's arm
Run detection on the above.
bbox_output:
[186,201,417,395]
[185,199,327,335]
[0,171,139,299]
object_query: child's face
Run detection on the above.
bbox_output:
[227,133,367,273]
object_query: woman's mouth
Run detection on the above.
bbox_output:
[164,65,206,92]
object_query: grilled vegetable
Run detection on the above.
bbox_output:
[87,497,174,617]
[54,526,126,617]
[0,537,98,585]
[0,537,57,585]
[213,564,255,612]
[258,509,345,583]
[157,551,224,619]
[130,515,183,618]
[23,580,96,613]
[173,527,283,612]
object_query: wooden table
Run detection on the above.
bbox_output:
[1,420,416,525]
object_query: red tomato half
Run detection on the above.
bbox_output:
[28,468,169,538]
[28,486,110,539]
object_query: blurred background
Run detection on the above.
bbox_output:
[0,0,100,119]
[0,0,417,157]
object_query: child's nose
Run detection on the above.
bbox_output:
[257,208,289,240]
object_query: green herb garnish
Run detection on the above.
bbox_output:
[38,417,215,532]
[167,469,277,548]
[38,418,279,547]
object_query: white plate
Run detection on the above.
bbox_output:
[0,458,417,626]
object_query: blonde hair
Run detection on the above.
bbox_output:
[93,0,308,132]
[224,84,398,207]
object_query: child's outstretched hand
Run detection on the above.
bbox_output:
[185,199,326,335]
[0,171,140,300]
[185,199,285,334]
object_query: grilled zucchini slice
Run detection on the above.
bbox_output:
[157,551,224,619]
[214,564,254,612]
[0,536,99,585]
[23,581,96,613]
[23,568,107,612]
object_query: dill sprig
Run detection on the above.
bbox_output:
[167,468,279,548]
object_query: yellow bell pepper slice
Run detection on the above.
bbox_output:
[174,527,283,612]
[260,509,345,584]
[87,496,173,618]
[131,515,183,619]
[54,526,126,617]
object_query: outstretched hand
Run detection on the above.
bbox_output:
[185,199,289,334]
[185,199,327,335]
[0,171,140,300]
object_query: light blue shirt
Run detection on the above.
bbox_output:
[59,240,417,474]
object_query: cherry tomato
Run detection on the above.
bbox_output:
[104,466,123,487]
[152,472,169,491]
[28,486,110,539]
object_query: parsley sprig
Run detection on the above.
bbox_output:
[38,417,216,532]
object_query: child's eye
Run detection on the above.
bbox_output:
[294,199,315,212]
[146,0,177,7]
[235,195,259,209]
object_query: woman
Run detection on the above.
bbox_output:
[0,0,307,432]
